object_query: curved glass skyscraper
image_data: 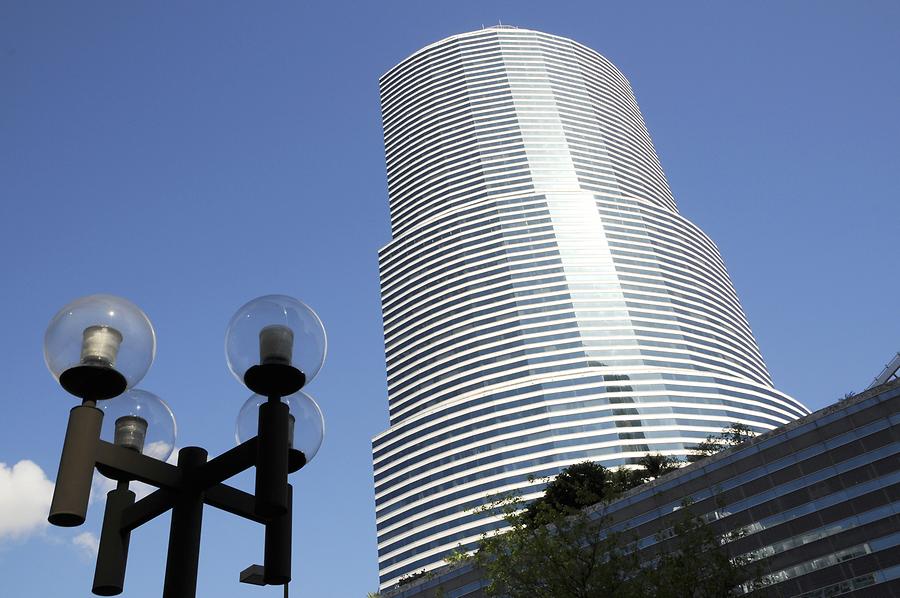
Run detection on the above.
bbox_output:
[372,26,809,588]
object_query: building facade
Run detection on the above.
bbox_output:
[384,380,900,598]
[372,26,809,588]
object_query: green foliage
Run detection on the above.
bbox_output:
[636,453,679,480]
[474,496,642,598]
[525,461,610,522]
[444,547,470,565]
[472,461,750,598]
[687,423,755,462]
[397,569,430,586]
[607,465,642,495]
[515,457,684,527]
[636,502,745,597]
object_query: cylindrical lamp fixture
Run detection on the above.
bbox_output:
[287,413,295,450]
[92,487,136,596]
[80,326,123,367]
[225,295,326,388]
[44,294,156,398]
[255,400,290,518]
[236,392,323,465]
[264,484,293,585]
[114,416,148,453]
[49,405,104,527]
[100,390,176,462]
[259,325,293,366]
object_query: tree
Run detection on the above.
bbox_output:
[526,461,611,520]
[687,423,755,462]
[636,453,679,481]
[474,496,642,598]
[469,462,749,598]
[524,457,681,521]
[636,503,748,598]
[608,465,642,495]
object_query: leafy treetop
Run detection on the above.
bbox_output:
[458,449,753,598]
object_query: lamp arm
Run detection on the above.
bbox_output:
[120,488,176,532]
[204,483,267,524]
[94,440,181,489]
[195,437,257,488]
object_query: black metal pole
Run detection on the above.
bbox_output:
[163,447,207,598]
[263,483,292,585]
[255,399,289,518]
[92,481,135,596]
[49,403,103,527]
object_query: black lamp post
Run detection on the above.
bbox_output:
[43,294,326,597]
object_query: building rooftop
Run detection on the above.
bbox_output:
[867,352,900,390]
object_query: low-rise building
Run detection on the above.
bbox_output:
[385,379,900,597]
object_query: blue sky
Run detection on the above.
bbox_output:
[1,2,898,597]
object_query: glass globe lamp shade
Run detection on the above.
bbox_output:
[225,295,326,391]
[44,294,156,400]
[235,390,324,465]
[100,389,176,462]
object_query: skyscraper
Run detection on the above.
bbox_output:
[372,26,809,589]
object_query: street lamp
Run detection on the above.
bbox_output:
[44,294,326,597]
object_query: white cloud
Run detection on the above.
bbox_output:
[0,460,55,541]
[91,471,118,503]
[145,441,174,462]
[72,531,99,560]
